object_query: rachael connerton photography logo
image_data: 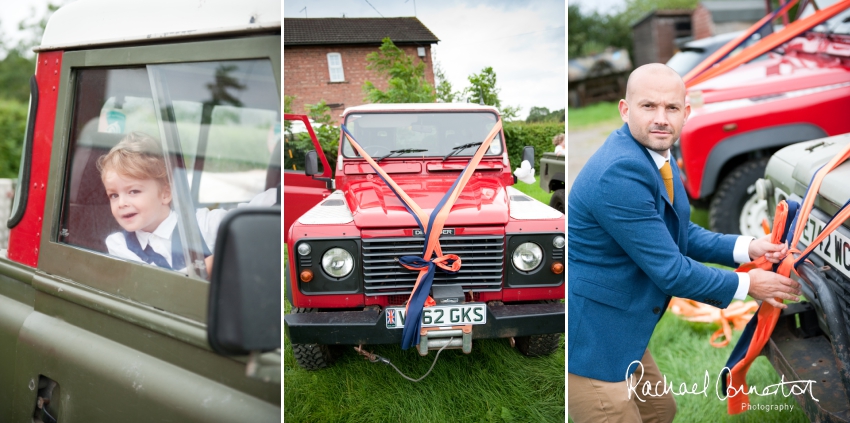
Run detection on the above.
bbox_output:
[625,361,819,406]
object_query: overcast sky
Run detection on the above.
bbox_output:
[284,0,566,119]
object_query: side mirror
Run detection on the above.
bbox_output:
[522,146,535,165]
[305,150,319,176]
[208,206,281,356]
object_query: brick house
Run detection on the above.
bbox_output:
[631,10,694,67]
[284,17,439,117]
[692,1,766,40]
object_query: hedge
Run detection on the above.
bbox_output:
[503,121,565,168]
[0,99,27,179]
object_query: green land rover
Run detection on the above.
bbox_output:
[761,135,850,422]
[0,0,281,421]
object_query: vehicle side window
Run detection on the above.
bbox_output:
[59,61,280,277]
[283,121,324,174]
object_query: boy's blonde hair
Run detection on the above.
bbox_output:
[97,132,169,191]
[552,133,565,146]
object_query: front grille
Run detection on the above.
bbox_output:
[362,235,504,296]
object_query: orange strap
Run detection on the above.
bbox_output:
[687,0,850,88]
[727,140,850,414]
[668,298,758,347]
[682,0,798,85]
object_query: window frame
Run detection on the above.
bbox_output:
[326,52,344,82]
[40,34,280,325]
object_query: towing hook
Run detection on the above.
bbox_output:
[354,345,390,365]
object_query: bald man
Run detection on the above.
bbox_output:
[567,64,801,423]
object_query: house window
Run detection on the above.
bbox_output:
[327,52,344,82]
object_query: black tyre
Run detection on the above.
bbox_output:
[549,189,565,214]
[708,158,769,237]
[291,308,334,370]
[516,333,561,357]
[515,300,562,357]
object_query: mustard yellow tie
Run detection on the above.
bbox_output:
[660,161,674,202]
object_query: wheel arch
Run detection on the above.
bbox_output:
[699,123,827,199]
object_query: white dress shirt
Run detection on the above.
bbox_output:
[105,188,278,271]
[647,148,752,301]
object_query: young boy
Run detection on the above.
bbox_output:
[97,132,274,272]
[553,133,565,156]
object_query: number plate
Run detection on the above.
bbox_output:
[385,304,486,329]
[800,215,850,280]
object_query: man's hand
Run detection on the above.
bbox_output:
[749,235,788,263]
[747,268,801,309]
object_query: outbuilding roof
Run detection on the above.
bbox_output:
[701,1,766,23]
[284,17,439,46]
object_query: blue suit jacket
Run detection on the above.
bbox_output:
[568,124,740,382]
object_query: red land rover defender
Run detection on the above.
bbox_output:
[674,0,850,237]
[283,104,565,369]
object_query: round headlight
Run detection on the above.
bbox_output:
[512,242,543,272]
[297,243,311,256]
[553,236,565,249]
[322,248,354,278]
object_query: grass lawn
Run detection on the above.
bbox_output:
[512,175,553,204]
[568,101,621,130]
[646,312,808,422]
[283,237,566,422]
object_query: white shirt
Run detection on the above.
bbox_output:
[554,144,565,155]
[105,188,278,271]
[647,148,752,301]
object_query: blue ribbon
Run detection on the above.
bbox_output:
[341,124,487,349]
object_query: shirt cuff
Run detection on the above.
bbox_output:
[733,236,755,264]
[733,272,751,301]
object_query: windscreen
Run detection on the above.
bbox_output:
[341,112,503,159]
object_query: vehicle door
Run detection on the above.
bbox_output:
[5,35,280,422]
[282,113,332,242]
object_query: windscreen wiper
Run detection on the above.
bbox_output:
[375,149,428,162]
[442,142,483,161]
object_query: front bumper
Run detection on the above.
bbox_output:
[284,302,565,345]
[764,262,850,422]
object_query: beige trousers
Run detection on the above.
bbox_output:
[568,349,676,423]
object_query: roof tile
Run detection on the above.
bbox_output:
[284,17,439,45]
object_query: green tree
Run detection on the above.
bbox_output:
[362,37,436,103]
[568,5,633,58]
[304,101,339,173]
[0,2,63,103]
[526,107,565,123]
[0,100,27,178]
[526,106,551,123]
[282,98,340,175]
[0,50,35,103]
[464,67,520,120]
